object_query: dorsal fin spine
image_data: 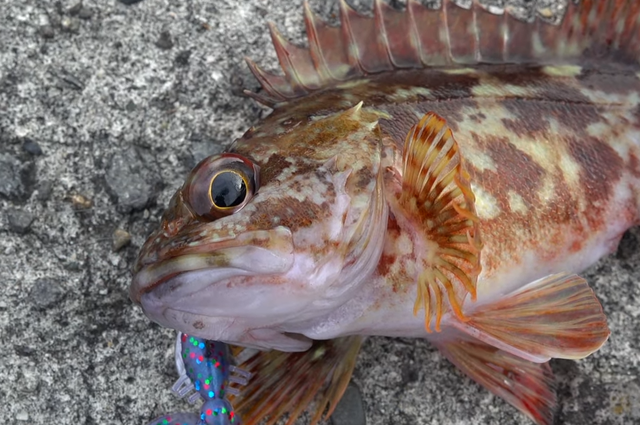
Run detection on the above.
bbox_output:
[373,0,394,67]
[338,0,366,75]
[445,0,480,64]
[247,0,640,106]
[303,1,332,82]
[268,22,319,92]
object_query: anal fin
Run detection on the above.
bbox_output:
[435,338,556,425]
[390,112,481,333]
[230,336,363,425]
[455,273,610,362]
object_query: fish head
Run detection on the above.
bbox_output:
[131,103,389,351]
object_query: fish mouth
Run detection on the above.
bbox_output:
[130,226,295,304]
[130,226,315,351]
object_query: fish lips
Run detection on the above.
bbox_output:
[130,226,295,306]
[130,226,316,351]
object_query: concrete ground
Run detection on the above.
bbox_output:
[1,0,638,424]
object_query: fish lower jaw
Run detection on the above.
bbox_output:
[140,297,314,352]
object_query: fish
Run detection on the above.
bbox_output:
[130,0,640,424]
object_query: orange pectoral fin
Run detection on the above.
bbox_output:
[435,338,556,425]
[394,112,482,333]
[454,273,610,363]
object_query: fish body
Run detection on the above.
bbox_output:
[131,1,640,424]
[292,65,640,341]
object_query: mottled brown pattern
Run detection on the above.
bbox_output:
[633,104,640,128]
[259,153,294,185]
[467,112,486,123]
[501,99,603,137]
[376,216,400,287]
[376,252,394,280]
[473,173,581,273]
[577,66,640,95]
[500,102,550,137]
[264,69,483,125]
[565,135,624,227]
[353,166,374,190]
[487,65,607,103]
[366,70,481,104]
[543,175,579,228]
[471,132,544,209]
[251,196,328,232]
[629,152,640,178]
[290,116,361,151]
[380,98,478,144]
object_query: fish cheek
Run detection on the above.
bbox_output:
[249,196,328,233]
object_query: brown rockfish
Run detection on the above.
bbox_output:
[131,1,640,424]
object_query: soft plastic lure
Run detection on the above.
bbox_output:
[147,333,251,425]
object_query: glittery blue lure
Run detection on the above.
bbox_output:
[147,333,252,425]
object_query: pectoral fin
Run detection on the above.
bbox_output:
[454,273,610,363]
[435,338,556,425]
[390,112,482,333]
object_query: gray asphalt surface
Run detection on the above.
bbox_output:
[1,1,639,424]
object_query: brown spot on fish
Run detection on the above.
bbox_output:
[633,104,640,128]
[500,101,551,138]
[545,175,579,226]
[193,320,204,330]
[629,152,640,178]
[468,112,486,123]
[569,240,583,253]
[295,116,361,150]
[565,135,624,227]
[471,133,544,209]
[363,69,482,105]
[576,66,640,95]
[501,98,602,137]
[489,66,594,104]
[252,196,328,232]
[260,154,293,184]
[380,98,478,145]
[487,65,548,88]
[377,253,394,278]
[353,167,374,190]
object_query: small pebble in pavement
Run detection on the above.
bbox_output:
[113,228,132,252]
[331,383,366,425]
[7,208,35,234]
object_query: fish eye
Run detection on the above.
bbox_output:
[209,170,248,209]
[184,153,260,220]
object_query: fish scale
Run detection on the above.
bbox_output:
[131,1,640,424]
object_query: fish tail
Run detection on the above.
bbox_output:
[246,0,640,106]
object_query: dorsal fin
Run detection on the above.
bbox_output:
[245,0,640,106]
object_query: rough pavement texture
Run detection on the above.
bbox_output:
[1,1,639,424]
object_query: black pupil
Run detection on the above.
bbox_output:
[211,171,247,208]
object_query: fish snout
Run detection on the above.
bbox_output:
[130,226,295,304]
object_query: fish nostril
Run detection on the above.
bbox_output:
[163,217,188,237]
